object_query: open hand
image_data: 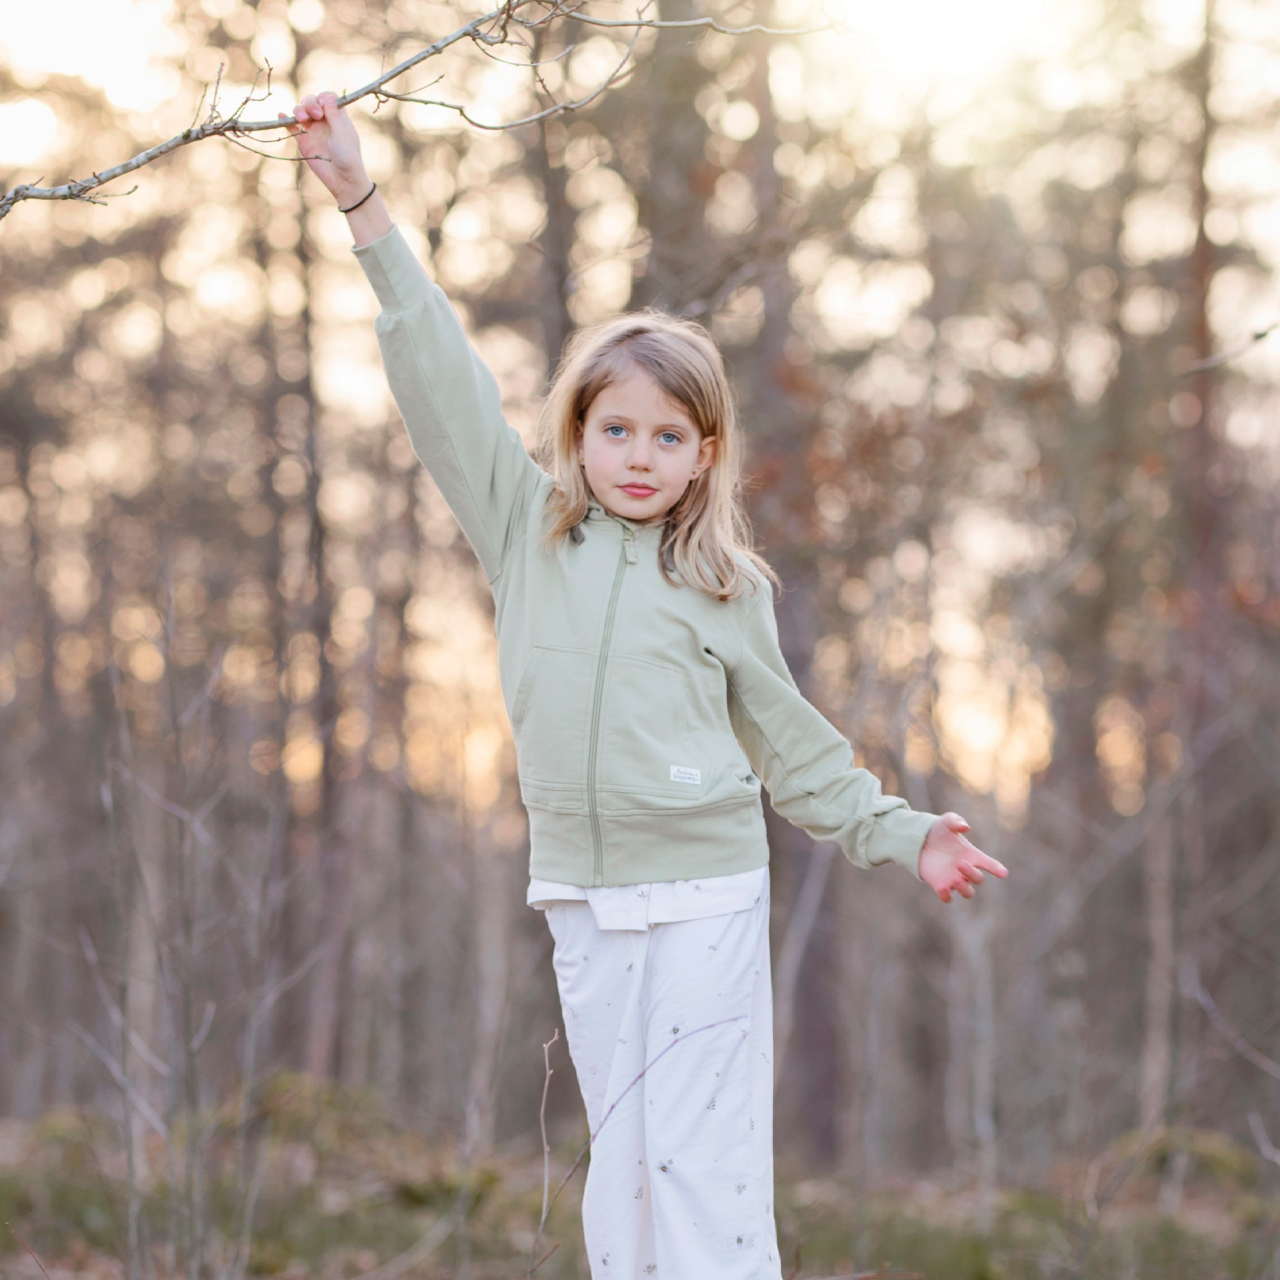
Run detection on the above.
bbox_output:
[279,91,370,208]
[918,812,1007,903]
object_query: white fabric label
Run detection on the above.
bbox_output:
[670,765,701,785]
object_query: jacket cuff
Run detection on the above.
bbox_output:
[352,225,434,312]
[862,807,938,880]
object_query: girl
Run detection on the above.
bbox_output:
[285,93,1007,1280]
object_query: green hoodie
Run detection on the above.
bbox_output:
[355,226,937,887]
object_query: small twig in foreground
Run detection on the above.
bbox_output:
[6,1223,54,1280]
[525,1016,746,1276]
[538,1029,559,1227]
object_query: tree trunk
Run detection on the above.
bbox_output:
[464,823,511,1157]
[773,843,835,1086]
[946,913,973,1168]
[969,913,998,1230]
[1139,808,1175,1133]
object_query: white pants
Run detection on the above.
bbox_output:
[545,892,783,1280]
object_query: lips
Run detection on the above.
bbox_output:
[620,484,657,498]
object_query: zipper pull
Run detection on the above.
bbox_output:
[622,526,636,564]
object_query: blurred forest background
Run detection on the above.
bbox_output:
[1,0,1280,1275]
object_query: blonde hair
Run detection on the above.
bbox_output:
[535,310,775,602]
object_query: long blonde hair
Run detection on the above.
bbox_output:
[535,310,775,602]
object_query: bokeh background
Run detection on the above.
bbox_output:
[1,0,1279,1274]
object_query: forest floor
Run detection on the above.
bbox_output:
[0,1078,1276,1280]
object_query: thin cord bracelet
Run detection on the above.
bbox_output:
[338,182,377,214]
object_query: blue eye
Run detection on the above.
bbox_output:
[605,424,626,437]
[659,431,680,445]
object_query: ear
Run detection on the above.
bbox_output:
[692,433,716,479]
[575,423,585,465]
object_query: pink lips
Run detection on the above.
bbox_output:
[620,484,657,498]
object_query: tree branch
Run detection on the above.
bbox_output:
[0,0,823,223]
[1181,956,1280,1081]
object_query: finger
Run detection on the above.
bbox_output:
[278,111,303,137]
[959,861,985,885]
[943,811,971,834]
[937,885,952,904]
[974,852,1009,878]
[319,90,340,115]
[955,879,975,900]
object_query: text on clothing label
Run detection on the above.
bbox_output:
[670,765,702,785]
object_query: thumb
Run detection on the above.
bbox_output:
[943,812,970,834]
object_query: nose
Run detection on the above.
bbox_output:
[627,436,654,471]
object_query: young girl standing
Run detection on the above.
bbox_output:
[286,93,1007,1280]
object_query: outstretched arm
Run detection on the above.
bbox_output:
[282,93,543,582]
[728,587,1008,901]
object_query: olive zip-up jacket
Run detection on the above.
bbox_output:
[355,227,937,887]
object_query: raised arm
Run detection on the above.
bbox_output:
[727,585,1007,900]
[284,93,542,581]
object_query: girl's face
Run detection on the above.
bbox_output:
[577,367,716,523]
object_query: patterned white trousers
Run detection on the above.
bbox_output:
[545,891,783,1280]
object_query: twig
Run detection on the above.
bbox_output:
[374,18,642,133]
[529,1242,560,1274]
[1181,956,1280,1080]
[1248,1112,1280,1167]
[6,1223,54,1280]
[1027,698,1253,963]
[111,760,224,847]
[1178,319,1280,373]
[67,1021,171,1138]
[0,0,824,222]
[78,927,172,1077]
[526,1016,746,1273]
[189,1000,216,1054]
[357,1184,465,1280]
[177,643,227,728]
[538,1029,559,1228]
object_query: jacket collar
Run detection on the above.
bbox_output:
[584,500,664,537]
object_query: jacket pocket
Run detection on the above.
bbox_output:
[512,644,594,812]
[595,654,708,802]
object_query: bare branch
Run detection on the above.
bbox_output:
[1178,319,1280,373]
[528,1015,746,1271]
[112,759,225,848]
[0,0,823,223]
[190,1000,216,1054]
[1248,1111,1280,1168]
[78,927,172,1077]
[357,1200,459,1280]
[68,1021,171,1138]
[7,1225,55,1280]
[375,19,641,131]
[1181,956,1280,1081]
[528,1028,561,1278]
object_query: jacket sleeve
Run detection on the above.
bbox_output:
[726,584,937,878]
[353,226,543,582]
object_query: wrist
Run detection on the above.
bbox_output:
[332,174,373,209]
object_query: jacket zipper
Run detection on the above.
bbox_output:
[587,524,635,885]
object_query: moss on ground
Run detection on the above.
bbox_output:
[0,1091,1275,1278]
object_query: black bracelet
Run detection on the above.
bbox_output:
[338,182,377,214]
